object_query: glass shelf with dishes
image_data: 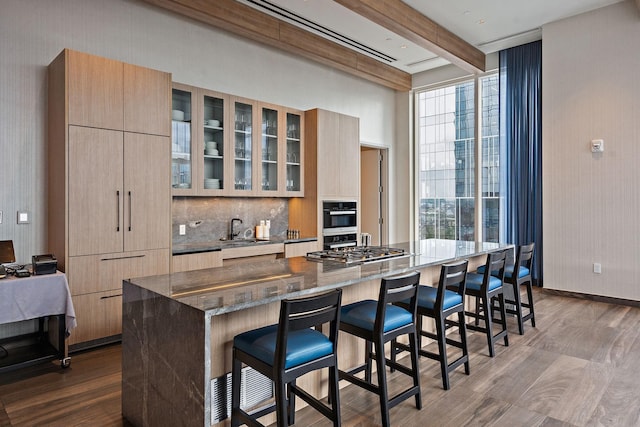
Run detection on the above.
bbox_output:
[285,111,303,194]
[260,106,279,193]
[172,86,194,194]
[202,93,226,192]
[233,100,254,193]
[170,85,303,197]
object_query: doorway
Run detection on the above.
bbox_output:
[360,146,388,246]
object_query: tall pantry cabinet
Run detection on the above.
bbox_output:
[289,109,360,243]
[48,49,172,349]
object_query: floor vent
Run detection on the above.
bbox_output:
[211,366,274,424]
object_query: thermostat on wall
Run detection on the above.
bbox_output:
[591,139,604,153]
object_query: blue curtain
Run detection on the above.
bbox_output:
[499,41,543,285]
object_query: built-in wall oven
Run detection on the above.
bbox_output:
[322,200,357,249]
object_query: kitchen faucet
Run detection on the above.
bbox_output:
[230,218,243,240]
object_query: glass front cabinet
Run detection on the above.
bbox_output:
[171,84,196,196]
[200,90,227,195]
[259,104,280,194]
[231,97,257,196]
[171,84,303,197]
[284,109,304,196]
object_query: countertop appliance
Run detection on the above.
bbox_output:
[32,254,57,275]
[306,246,408,265]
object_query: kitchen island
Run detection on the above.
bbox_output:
[122,239,510,427]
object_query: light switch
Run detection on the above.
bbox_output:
[0,210,3,224]
[179,224,186,235]
[17,211,29,224]
[593,263,601,274]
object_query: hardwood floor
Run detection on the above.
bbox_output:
[2,288,640,426]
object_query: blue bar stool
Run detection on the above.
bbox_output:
[392,260,470,390]
[231,289,342,427]
[465,249,509,357]
[479,243,536,335]
[338,271,421,427]
[504,243,536,334]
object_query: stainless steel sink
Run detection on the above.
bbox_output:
[217,238,271,247]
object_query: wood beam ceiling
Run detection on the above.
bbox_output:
[334,0,485,74]
[141,0,412,91]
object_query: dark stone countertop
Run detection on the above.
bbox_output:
[128,239,512,316]
[172,236,318,255]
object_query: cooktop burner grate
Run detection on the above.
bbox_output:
[306,246,407,265]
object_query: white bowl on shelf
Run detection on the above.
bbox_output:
[172,110,185,121]
[204,180,220,189]
[205,149,219,156]
[208,119,220,127]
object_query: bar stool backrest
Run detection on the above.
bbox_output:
[482,249,508,286]
[440,260,469,309]
[514,243,535,279]
[275,289,342,370]
[375,271,421,334]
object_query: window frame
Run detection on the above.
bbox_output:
[412,72,500,243]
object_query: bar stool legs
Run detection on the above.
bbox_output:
[393,260,470,390]
[338,271,422,427]
[231,289,342,427]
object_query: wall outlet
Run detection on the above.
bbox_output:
[179,224,186,235]
[0,210,3,224]
[593,263,602,274]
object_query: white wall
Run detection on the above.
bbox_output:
[543,0,640,300]
[0,0,404,261]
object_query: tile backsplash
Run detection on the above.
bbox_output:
[172,197,289,245]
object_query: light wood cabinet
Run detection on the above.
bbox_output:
[124,133,172,251]
[65,49,171,136]
[68,127,170,256]
[67,51,123,130]
[48,48,172,348]
[68,127,123,256]
[172,251,223,273]
[68,290,123,346]
[221,243,285,260]
[313,109,360,199]
[124,63,172,136]
[284,240,320,258]
[67,249,170,295]
[67,248,170,346]
[289,109,360,239]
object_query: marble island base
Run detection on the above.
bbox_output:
[122,239,509,426]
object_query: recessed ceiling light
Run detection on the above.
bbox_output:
[477,19,485,25]
[463,10,470,15]
[400,44,407,49]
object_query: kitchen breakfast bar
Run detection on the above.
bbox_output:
[122,239,510,427]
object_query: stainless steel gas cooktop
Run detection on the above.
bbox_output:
[305,246,408,265]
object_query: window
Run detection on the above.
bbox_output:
[416,74,501,242]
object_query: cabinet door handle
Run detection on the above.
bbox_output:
[116,190,120,232]
[128,191,132,232]
[100,254,146,261]
[100,294,123,300]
